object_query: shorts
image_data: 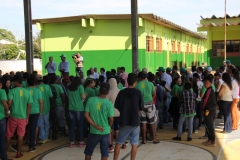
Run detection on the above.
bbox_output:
[56,106,66,127]
[6,116,27,137]
[139,103,157,124]
[117,126,140,145]
[111,117,119,131]
[84,133,109,157]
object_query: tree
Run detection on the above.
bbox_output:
[33,32,41,58]
[0,28,16,42]
[0,44,24,60]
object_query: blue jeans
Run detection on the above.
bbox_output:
[84,133,109,157]
[29,114,39,149]
[0,118,7,160]
[69,111,84,142]
[219,100,232,132]
[158,104,164,126]
[177,116,194,138]
[164,92,172,122]
[38,113,50,140]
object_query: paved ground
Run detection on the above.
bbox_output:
[5,117,240,160]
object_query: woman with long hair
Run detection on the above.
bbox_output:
[230,68,240,130]
[168,76,182,131]
[218,73,233,133]
[2,75,12,95]
[67,77,86,148]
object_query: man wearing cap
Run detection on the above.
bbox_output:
[226,60,232,68]
[206,66,212,74]
[58,54,70,77]
[157,67,172,123]
[166,67,172,76]
[45,56,57,76]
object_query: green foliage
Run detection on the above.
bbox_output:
[33,32,41,58]
[0,44,22,60]
[0,28,16,42]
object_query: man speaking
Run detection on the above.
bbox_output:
[45,56,57,76]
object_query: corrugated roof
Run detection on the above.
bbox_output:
[201,14,240,20]
[32,14,206,39]
[199,22,240,27]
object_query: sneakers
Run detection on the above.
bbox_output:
[29,147,36,152]
[172,136,181,141]
[193,131,198,134]
[79,142,86,148]
[11,144,18,153]
[15,153,23,158]
[69,143,75,148]
[207,142,216,147]
[187,138,192,141]
[108,145,114,153]
[202,140,210,145]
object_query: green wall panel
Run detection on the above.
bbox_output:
[42,49,134,76]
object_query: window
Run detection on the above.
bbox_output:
[177,42,181,53]
[146,36,154,52]
[186,44,189,53]
[190,45,193,53]
[156,38,162,53]
[212,40,240,57]
[172,41,176,53]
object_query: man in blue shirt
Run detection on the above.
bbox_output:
[45,56,57,76]
[157,67,172,123]
[58,54,70,77]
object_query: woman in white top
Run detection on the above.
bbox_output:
[230,67,240,130]
[218,73,233,133]
[107,78,120,152]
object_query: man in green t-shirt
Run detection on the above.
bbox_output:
[0,79,9,160]
[26,75,44,152]
[84,83,114,160]
[5,75,32,159]
[49,75,67,137]
[135,71,159,144]
[36,75,53,144]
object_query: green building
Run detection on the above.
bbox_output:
[32,14,208,75]
[198,14,240,69]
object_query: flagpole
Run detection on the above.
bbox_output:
[224,0,226,61]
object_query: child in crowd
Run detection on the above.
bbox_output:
[172,82,196,141]
[84,83,114,160]
[67,77,86,148]
[0,79,9,160]
[26,75,44,152]
[83,79,96,137]
[6,75,32,158]
[201,76,217,147]
[36,75,53,144]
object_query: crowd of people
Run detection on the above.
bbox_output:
[0,55,240,160]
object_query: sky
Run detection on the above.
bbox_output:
[0,0,239,40]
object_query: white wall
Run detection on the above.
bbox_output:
[0,59,42,74]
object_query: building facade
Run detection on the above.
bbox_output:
[198,14,240,69]
[33,14,207,75]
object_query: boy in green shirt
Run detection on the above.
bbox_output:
[6,75,32,158]
[36,75,53,144]
[26,75,43,152]
[84,83,114,160]
[0,79,9,160]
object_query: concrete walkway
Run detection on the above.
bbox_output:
[5,118,240,160]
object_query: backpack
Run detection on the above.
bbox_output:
[49,85,57,108]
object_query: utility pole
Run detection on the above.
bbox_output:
[23,0,33,73]
[131,0,139,71]
[224,0,227,61]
